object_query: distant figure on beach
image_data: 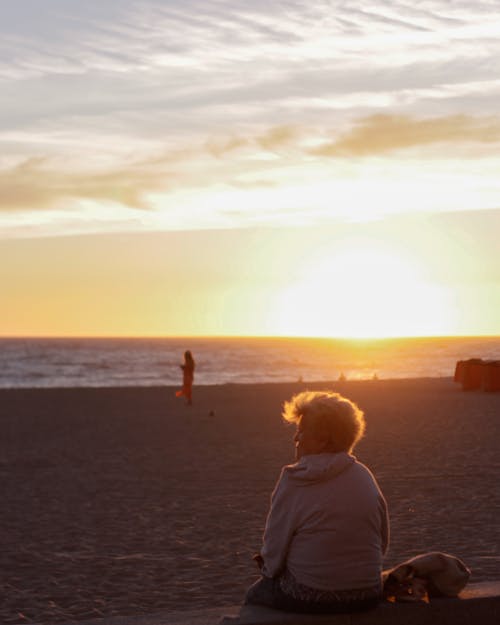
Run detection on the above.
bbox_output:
[175,350,195,406]
[246,390,389,614]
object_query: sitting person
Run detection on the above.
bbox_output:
[245,390,389,614]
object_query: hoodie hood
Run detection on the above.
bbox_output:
[284,452,355,484]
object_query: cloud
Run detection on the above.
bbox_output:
[313,114,500,156]
[0,156,173,211]
[256,125,299,151]
[205,136,248,158]
[3,113,500,214]
[204,125,299,159]
[0,122,303,212]
[2,0,500,144]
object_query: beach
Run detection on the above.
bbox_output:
[1,378,499,624]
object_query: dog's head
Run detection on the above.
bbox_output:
[383,566,429,602]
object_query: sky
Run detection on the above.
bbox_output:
[1,0,500,338]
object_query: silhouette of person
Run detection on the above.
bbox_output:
[245,390,389,613]
[175,350,195,405]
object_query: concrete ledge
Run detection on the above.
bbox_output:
[32,582,499,625]
[219,582,500,625]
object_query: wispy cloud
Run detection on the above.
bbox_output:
[2,114,500,215]
[313,114,500,156]
[0,156,173,211]
[205,136,249,158]
[2,1,500,232]
[256,126,299,151]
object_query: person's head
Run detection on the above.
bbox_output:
[184,350,193,363]
[282,390,365,460]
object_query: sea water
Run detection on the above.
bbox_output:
[0,336,499,388]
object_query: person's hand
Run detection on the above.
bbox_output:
[252,553,264,570]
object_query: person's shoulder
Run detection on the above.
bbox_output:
[280,461,298,476]
[351,457,386,493]
[351,457,381,480]
[269,463,297,501]
[277,461,303,485]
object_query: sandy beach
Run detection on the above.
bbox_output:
[1,378,499,624]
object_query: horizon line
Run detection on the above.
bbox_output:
[1,334,499,341]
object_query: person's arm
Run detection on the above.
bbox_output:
[260,469,297,578]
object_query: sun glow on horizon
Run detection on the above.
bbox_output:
[269,240,456,339]
[1,217,498,339]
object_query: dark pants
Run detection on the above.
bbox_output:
[245,576,380,615]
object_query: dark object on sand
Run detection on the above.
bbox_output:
[454,359,500,392]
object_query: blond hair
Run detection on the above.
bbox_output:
[282,390,366,453]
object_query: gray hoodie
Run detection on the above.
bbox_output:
[261,452,389,591]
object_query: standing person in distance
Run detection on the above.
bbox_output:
[175,350,195,406]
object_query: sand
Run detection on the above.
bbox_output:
[1,378,499,624]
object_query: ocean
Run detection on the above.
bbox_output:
[1,336,499,389]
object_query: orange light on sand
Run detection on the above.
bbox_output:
[269,240,455,338]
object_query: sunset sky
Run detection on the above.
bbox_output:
[2,0,500,338]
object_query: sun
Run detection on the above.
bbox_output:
[269,239,455,338]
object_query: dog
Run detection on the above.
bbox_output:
[383,552,471,602]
